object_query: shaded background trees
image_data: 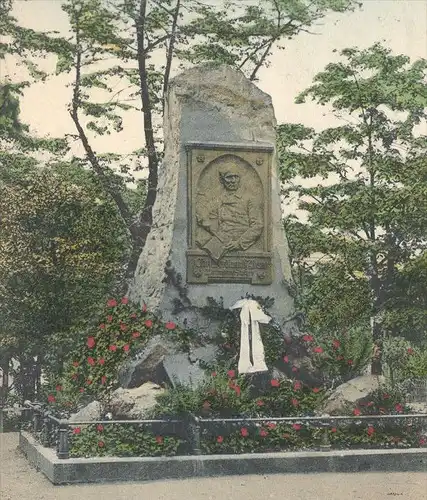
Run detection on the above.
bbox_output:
[279,44,427,374]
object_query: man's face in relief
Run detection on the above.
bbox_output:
[220,170,241,191]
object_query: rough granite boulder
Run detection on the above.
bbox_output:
[119,338,219,389]
[105,382,165,419]
[128,64,297,338]
[118,335,174,388]
[69,400,102,423]
[320,375,386,415]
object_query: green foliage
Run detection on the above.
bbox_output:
[149,371,324,419]
[401,348,427,380]
[299,326,373,385]
[44,297,179,402]
[69,422,182,458]
[280,44,427,354]
[0,167,129,385]
[66,374,427,456]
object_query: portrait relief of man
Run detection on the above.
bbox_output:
[195,162,264,262]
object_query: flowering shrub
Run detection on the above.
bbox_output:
[44,297,181,408]
[298,325,373,385]
[69,422,182,458]
[149,371,325,419]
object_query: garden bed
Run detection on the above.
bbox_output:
[19,430,427,485]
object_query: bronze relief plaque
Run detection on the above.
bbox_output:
[185,141,273,285]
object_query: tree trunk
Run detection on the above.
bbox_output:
[0,356,10,406]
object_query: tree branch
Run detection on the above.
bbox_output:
[69,17,134,232]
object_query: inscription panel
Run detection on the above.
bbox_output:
[185,142,273,285]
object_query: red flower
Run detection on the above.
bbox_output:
[142,303,147,313]
[407,347,414,355]
[313,346,323,353]
[367,425,375,437]
[155,436,163,444]
[165,321,176,330]
[211,371,217,377]
[120,323,128,331]
[420,437,427,446]
[97,424,104,432]
[291,398,299,407]
[270,379,280,387]
[217,435,224,443]
[55,385,62,392]
[87,357,95,366]
[123,344,130,352]
[98,441,105,448]
[107,315,113,322]
[395,403,403,413]
[132,331,141,339]
[267,422,276,430]
[291,366,298,373]
[73,427,81,435]
[256,400,264,407]
[331,427,337,433]
[283,355,289,363]
[144,320,153,328]
[107,299,117,307]
[99,323,106,329]
[108,345,117,352]
[87,379,92,385]
[72,361,79,367]
[87,337,96,349]
[79,388,84,393]
[347,359,353,366]
[101,376,107,385]
[121,297,129,305]
[313,387,321,393]
[98,358,105,365]
[227,370,236,378]
[353,408,361,416]
[260,429,268,437]
[303,334,314,342]
[130,313,137,319]
[292,423,301,431]
[47,394,55,403]
[233,385,241,397]
[240,427,249,437]
[332,339,340,349]
[293,381,302,391]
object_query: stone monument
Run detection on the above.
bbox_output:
[129,64,296,337]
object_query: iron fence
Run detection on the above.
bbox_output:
[1,402,427,460]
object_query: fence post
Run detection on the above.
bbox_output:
[40,415,52,447]
[57,420,69,459]
[188,414,202,455]
[32,410,41,433]
[319,421,331,451]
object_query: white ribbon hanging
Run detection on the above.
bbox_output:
[230,299,271,374]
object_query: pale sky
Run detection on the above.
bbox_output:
[3,0,426,161]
